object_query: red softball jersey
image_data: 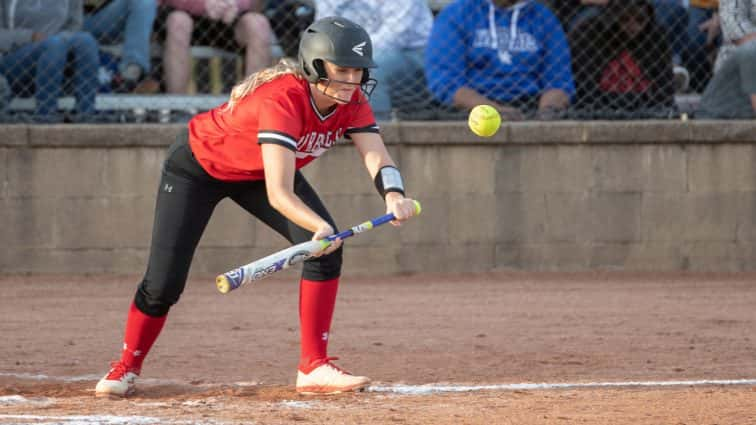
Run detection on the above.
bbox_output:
[188,74,379,181]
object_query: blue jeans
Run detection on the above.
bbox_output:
[683,6,719,91]
[84,0,157,74]
[699,40,756,118]
[652,0,689,61]
[369,47,428,120]
[0,32,99,116]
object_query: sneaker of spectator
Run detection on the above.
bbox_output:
[110,63,160,93]
[569,0,676,115]
[84,0,158,94]
[314,0,434,121]
[426,0,575,120]
[160,0,274,94]
[0,0,100,122]
[673,65,690,92]
[697,0,756,118]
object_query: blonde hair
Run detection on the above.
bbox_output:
[224,58,304,112]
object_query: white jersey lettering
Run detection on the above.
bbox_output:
[296,128,345,159]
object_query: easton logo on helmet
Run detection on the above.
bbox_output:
[352,41,366,56]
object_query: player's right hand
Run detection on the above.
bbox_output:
[311,223,341,257]
[385,193,418,226]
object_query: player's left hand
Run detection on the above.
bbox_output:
[311,222,342,256]
[385,193,417,226]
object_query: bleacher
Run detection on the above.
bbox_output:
[0,1,717,122]
[6,36,296,118]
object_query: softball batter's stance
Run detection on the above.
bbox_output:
[95,17,418,397]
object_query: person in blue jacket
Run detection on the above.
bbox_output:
[425,0,575,120]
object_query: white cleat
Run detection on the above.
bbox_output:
[296,358,370,394]
[95,362,139,398]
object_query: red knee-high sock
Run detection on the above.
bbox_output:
[120,302,167,373]
[298,277,339,373]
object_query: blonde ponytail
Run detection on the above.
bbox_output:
[224,58,304,112]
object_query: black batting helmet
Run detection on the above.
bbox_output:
[298,16,377,84]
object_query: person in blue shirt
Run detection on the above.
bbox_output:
[425,0,575,120]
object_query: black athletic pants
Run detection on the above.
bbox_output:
[134,130,342,317]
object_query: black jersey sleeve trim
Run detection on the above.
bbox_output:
[257,130,298,151]
[258,138,298,152]
[344,124,380,139]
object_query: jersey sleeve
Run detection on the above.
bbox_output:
[344,100,379,140]
[256,95,303,152]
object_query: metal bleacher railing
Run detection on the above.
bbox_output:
[0,0,745,123]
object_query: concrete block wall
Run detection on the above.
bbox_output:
[2,120,756,276]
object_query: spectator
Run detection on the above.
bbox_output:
[265,0,314,59]
[84,0,158,93]
[697,0,756,118]
[315,0,434,120]
[569,0,675,115]
[549,0,689,65]
[160,0,273,93]
[682,0,720,92]
[426,0,575,120]
[0,0,100,123]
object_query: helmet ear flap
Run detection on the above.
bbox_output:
[299,52,318,83]
[313,59,327,81]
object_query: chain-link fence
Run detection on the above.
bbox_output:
[0,0,751,123]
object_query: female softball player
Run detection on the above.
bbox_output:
[95,16,417,397]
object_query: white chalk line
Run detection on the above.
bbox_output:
[0,414,164,424]
[0,372,101,382]
[0,414,225,425]
[0,372,249,388]
[0,379,754,423]
[2,371,755,396]
[368,379,756,395]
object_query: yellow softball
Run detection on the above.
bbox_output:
[468,105,501,138]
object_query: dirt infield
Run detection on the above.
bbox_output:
[1,272,755,424]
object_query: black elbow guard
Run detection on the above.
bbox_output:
[374,165,405,198]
